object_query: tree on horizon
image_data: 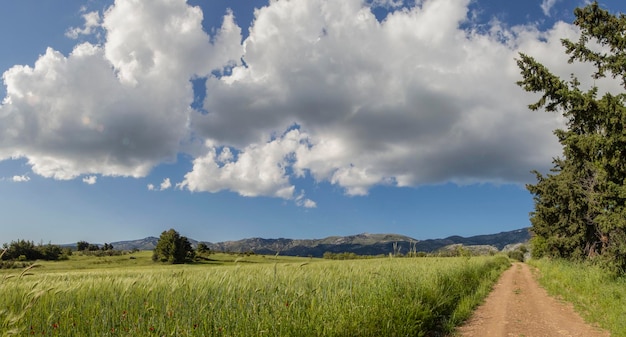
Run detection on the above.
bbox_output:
[152,229,195,264]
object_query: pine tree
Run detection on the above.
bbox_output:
[518,1,626,274]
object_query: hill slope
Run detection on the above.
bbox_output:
[109,228,530,257]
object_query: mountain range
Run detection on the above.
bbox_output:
[109,228,531,257]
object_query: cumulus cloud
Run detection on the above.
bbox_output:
[11,175,30,182]
[187,0,608,197]
[1,0,616,205]
[0,0,242,180]
[370,0,404,9]
[181,129,309,199]
[82,175,97,185]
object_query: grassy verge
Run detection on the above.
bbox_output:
[1,255,509,336]
[529,258,626,336]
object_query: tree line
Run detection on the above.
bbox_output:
[519,1,626,274]
[0,239,124,266]
[1,240,70,263]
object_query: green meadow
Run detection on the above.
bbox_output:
[1,252,509,336]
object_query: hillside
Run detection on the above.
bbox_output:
[108,228,530,257]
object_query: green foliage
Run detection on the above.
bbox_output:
[76,241,89,251]
[518,1,626,274]
[530,258,626,335]
[38,243,63,261]
[0,240,65,261]
[196,242,209,254]
[322,251,361,259]
[507,250,524,262]
[152,229,195,264]
[0,255,509,336]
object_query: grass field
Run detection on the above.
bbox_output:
[1,253,509,336]
[529,258,626,337]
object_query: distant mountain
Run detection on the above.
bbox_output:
[413,228,531,252]
[107,237,159,251]
[108,228,530,257]
[109,236,198,251]
[203,233,418,257]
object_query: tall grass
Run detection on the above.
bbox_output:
[529,258,626,336]
[1,255,509,336]
[1,259,46,336]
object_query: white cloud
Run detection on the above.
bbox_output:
[11,175,30,182]
[147,178,172,191]
[160,178,172,191]
[1,0,617,204]
[0,0,242,180]
[189,0,606,197]
[295,192,317,208]
[66,10,102,39]
[181,129,308,199]
[82,175,97,185]
[370,0,404,9]
[540,0,560,16]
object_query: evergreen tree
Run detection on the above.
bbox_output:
[76,241,89,251]
[196,242,209,254]
[518,1,626,274]
[152,229,195,264]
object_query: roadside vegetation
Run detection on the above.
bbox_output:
[518,3,626,333]
[519,1,626,275]
[0,251,509,336]
[529,258,626,336]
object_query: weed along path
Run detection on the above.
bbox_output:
[455,262,610,337]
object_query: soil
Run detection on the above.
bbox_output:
[454,262,610,337]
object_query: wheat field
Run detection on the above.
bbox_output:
[1,253,509,336]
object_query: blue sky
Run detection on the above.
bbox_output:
[1,0,625,245]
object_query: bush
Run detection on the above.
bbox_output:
[508,250,524,262]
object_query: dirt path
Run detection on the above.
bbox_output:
[455,262,610,337]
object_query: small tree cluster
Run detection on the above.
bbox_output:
[196,242,210,254]
[76,240,101,251]
[76,241,115,252]
[152,229,195,264]
[0,240,69,261]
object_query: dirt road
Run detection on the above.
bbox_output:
[455,262,610,337]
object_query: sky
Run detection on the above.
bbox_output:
[1,0,625,245]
